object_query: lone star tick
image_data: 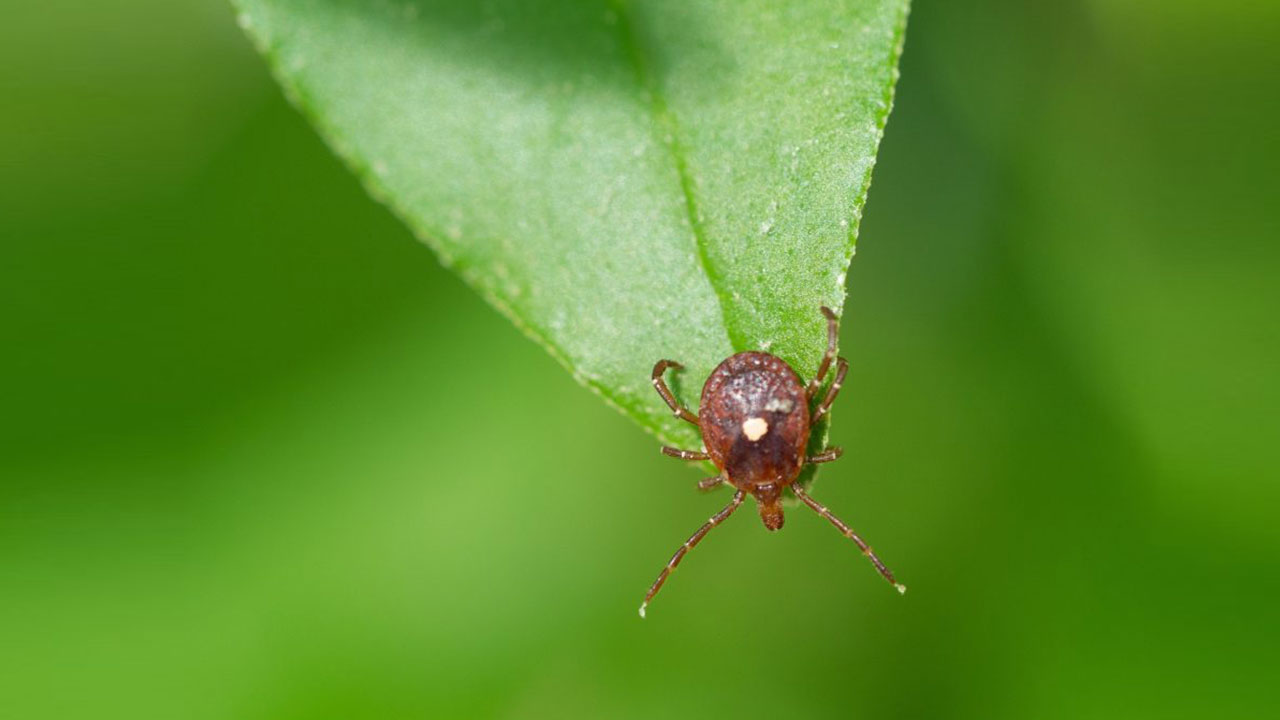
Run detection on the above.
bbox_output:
[641,306,905,618]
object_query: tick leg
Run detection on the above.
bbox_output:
[661,446,709,461]
[639,489,745,618]
[807,447,844,464]
[806,306,840,399]
[652,360,700,426]
[791,483,905,594]
[697,476,724,492]
[810,357,849,424]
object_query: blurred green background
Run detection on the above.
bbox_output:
[3,1,1277,718]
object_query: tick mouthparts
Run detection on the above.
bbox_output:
[759,501,785,531]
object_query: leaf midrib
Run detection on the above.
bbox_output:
[611,0,739,353]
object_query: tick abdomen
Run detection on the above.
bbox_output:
[699,352,809,488]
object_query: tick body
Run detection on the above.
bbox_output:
[643,306,904,618]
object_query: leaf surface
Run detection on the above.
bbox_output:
[235,0,910,446]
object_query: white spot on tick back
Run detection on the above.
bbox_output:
[742,417,769,442]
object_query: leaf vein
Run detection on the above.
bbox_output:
[611,0,740,351]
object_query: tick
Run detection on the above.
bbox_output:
[642,306,904,617]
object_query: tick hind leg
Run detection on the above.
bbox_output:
[810,357,849,424]
[807,447,843,464]
[639,489,745,618]
[807,306,841,399]
[790,483,905,594]
[652,360,700,426]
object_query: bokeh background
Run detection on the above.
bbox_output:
[3,1,1277,718]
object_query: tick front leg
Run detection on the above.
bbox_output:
[806,306,840,399]
[791,483,905,594]
[639,490,745,618]
[661,446,709,461]
[652,360,700,426]
[806,447,843,464]
[810,357,849,424]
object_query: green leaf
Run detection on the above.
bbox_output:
[234,0,910,448]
